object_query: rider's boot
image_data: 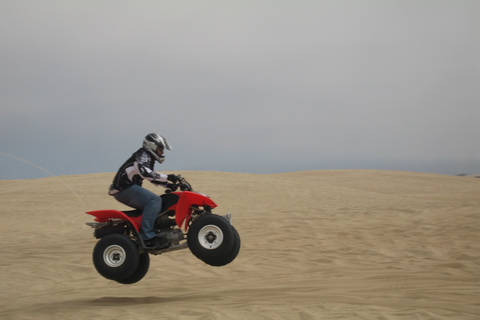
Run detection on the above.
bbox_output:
[144,236,171,249]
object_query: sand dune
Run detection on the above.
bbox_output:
[0,170,479,319]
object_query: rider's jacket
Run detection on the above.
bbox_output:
[109,148,168,195]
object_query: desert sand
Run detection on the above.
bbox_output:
[0,170,479,319]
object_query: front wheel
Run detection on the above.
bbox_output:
[92,234,140,281]
[187,214,240,266]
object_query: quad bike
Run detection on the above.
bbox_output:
[85,175,240,284]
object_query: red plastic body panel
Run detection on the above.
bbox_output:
[86,191,217,232]
[172,191,217,230]
[86,209,142,232]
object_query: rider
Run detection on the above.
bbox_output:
[109,133,178,249]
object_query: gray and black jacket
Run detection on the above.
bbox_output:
[109,148,168,195]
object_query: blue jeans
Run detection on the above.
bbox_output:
[113,185,162,240]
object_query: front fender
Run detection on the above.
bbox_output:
[172,191,217,230]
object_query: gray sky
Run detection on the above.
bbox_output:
[1,0,479,180]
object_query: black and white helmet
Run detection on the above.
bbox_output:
[142,133,172,163]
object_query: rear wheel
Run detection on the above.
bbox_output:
[93,234,139,281]
[187,214,240,266]
[116,252,150,284]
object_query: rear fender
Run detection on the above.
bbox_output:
[172,191,217,230]
[86,210,142,232]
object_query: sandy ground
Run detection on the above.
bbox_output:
[0,170,479,319]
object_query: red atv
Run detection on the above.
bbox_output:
[85,175,240,284]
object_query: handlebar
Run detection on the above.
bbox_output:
[176,175,193,191]
[166,174,193,192]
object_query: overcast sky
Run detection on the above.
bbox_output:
[1,0,479,180]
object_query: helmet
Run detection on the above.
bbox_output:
[142,133,172,163]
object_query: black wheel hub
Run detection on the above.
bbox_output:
[206,231,217,243]
[112,253,120,262]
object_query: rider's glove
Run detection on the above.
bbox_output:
[167,174,178,183]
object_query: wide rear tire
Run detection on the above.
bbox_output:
[116,252,150,284]
[187,214,240,266]
[93,234,139,281]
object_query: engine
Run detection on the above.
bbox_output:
[156,213,177,228]
[157,229,185,245]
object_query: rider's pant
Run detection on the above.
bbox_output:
[113,185,162,240]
